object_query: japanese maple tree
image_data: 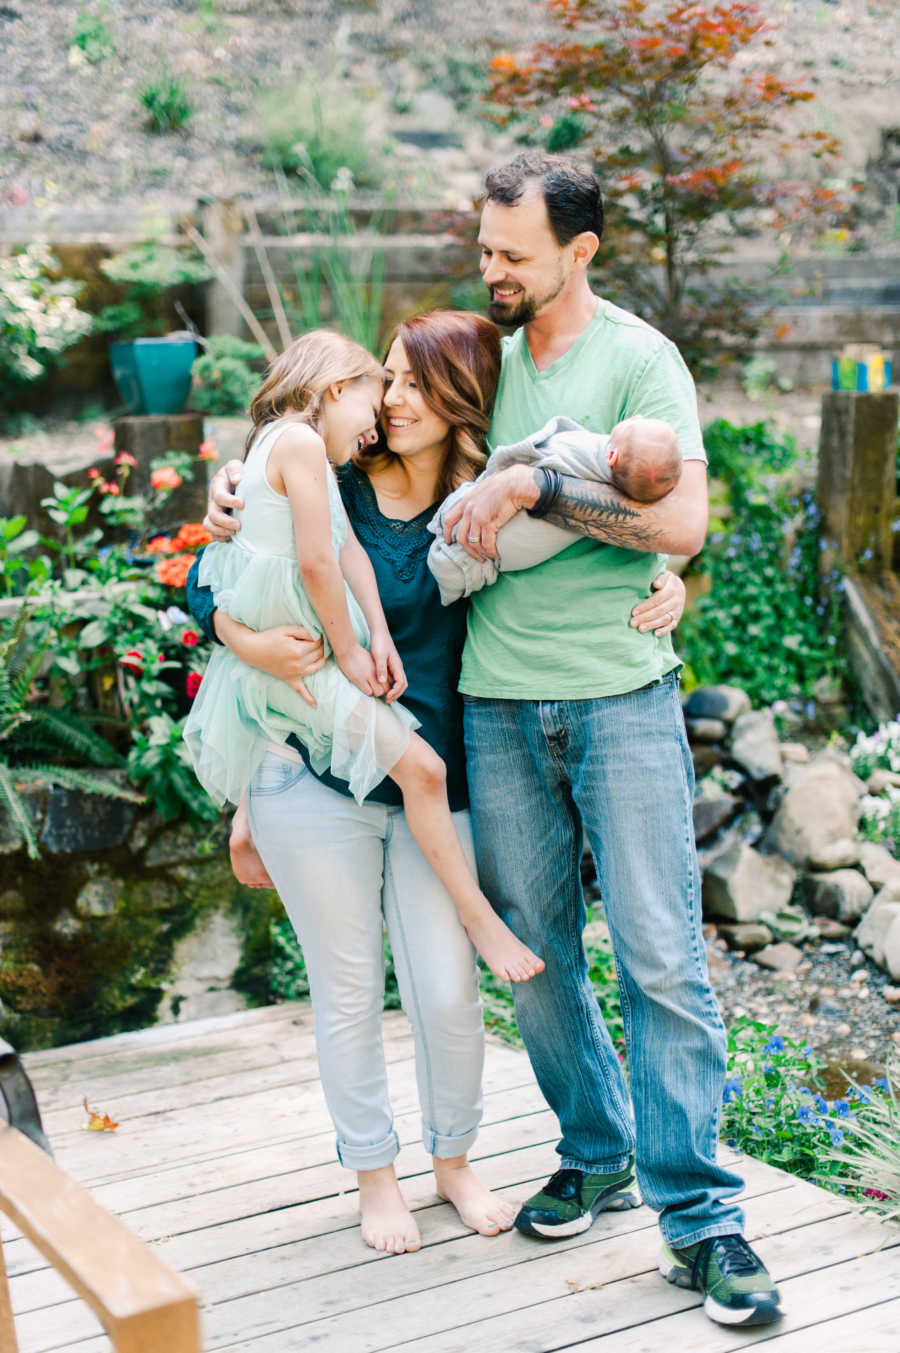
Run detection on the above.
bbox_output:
[487,0,849,374]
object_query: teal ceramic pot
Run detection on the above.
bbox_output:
[109,336,197,415]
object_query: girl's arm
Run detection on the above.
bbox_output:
[340,527,407,701]
[275,429,379,695]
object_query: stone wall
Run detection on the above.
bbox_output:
[0,785,277,1051]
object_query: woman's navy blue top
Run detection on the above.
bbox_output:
[185,462,470,811]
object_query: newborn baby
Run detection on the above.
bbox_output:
[427,414,682,605]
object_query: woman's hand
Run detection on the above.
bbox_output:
[230,794,274,888]
[204,459,245,540]
[630,568,687,637]
[214,616,326,707]
[370,628,408,703]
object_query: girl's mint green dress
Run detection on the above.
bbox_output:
[183,419,418,806]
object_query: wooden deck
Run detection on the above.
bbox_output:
[8,1002,899,1352]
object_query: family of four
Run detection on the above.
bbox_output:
[186,151,782,1329]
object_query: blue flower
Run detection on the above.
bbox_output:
[833,1099,850,1118]
[803,1044,813,1056]
[814,1094,828,1113]
[765,1097,776,1110]
[829,1128,845,1146]
[858,1085,873,1105]
[874,1077,889,1091]
[763,1062,774,1074]
[722,1077,742,1104]
[764,1036,785,1055]
[796,1106,813,1124]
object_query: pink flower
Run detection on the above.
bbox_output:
[101,481,121,496]
[94,426,114,452]
[181,629,199,647]
[119,649,144,673]
[539,114,553,128]
[151,466,183,491]
[186,671,202,698]
[197,439,218,461]
[115,451,138,468]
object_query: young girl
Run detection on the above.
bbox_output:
[184,329,543,984]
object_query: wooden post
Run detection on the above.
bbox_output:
[0,1230,18,1353]
[817,389,899,575]
[113,414,208,533]
[200,199,246,339]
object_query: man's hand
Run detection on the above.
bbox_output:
[244,625,326,705]
[630,569,687,637]
[204,459,245,540]
[230,794,274,888]
[443,465,539,560]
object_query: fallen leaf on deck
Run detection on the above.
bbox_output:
[82,1096,119,1131]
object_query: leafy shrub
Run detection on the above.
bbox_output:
[97,242,211,342]
[0,245,94,397]
[258,77,384,190]
[678,421,843,706]
[722,1018,894,1197]
[140,67,194,133]
[821,1057,899,1223]
[191,336,265,415]
[69,4,115,64]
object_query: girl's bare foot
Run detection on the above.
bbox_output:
[464,911,544,982]
[434,1156,518,1235]
[358,1166,421,1254]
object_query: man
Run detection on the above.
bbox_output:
[203,151,782,1328]
[439,152,781,1330]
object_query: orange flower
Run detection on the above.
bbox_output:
[490,52,518,73]
[146,535,175,555]
[156,554,197,588]
[150,466,183,491]
[197,439,218,461]
[172,522,211,551]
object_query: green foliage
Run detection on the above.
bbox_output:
[851,720,900,851]
[819,1058,899,1223]
[258,76,385,191]
[0,245,94,399]
[139,66,195,133]
[678,421,843,706]
[0,517,49,598]
[544,111,590,154]
[191,336,265,415]
[127,713,218,824]
[69,4,116,64]
[0,610,141,859]
[97,242,211,342]
[722,1019,895,1198]
[486,1,849,375]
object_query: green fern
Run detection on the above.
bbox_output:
[0,611,143,858]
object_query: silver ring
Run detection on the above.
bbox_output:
[467,534,481,543]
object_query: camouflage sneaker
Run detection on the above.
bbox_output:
[514,1162,640,1239]
[659,1234,783,1327]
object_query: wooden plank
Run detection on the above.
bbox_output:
[756,1297,900,1351]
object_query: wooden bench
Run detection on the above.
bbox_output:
[0,1039,201,1353]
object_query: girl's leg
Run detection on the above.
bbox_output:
[246,755,419,1253]
[384,723,544,983]
[382,806,517,1234]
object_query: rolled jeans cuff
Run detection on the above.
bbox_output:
[559,1152,634,1176]
[660,1221,745,1250]
[336,1128,400,1172]
[424,1121,480,1160]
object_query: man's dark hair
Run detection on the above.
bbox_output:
[484,151,604,246]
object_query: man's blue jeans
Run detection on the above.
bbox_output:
[463,671,745,1247]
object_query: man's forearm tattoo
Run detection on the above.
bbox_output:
[545,476,657,548]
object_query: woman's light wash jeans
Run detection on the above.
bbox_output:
[463,671,746,1248]
[248,753,485,1171]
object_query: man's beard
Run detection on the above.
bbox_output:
[487,268,567,327]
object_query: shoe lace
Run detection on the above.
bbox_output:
[695,1234,760,1287]
[541,1168,582,1201]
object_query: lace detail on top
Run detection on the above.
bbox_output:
[338,463,435,582]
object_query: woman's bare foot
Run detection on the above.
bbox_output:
[357,1166,421,1255]
[463,910,544,983]
[434,1156,518,1235]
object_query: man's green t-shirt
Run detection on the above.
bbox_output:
[458,298,707,700]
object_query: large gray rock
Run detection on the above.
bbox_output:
[854,894,900,967]
[801,869,875,923]
[40,783,135,854]
[808,838,861,871]
[763,753,865,867]
[693,793,739,844]
[685,686,751,723]
[702,842,797,921]
[753,942,804,971]
[880,922,900,980]
[686,717,728,743]
[729,709,784,783]
[857,841,900,890]
[717,922,774,953]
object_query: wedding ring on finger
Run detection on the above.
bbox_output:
[467,534,481,543]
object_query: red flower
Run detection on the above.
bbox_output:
[88,467,101,480]
[156,554,197,588]
[115,451,138,468]
[172,522,211,551]
[119,649,144,673]
[151,466,183,491]
[147,536,174,555]
[181,629,199,647]
[186,671,202,698]
[197,439,218,461]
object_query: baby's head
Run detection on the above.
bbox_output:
[607,416,682,503]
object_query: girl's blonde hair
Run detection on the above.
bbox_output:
[245,329,383,457]
[356,311,502,499]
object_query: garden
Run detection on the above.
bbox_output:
[2,0,899,1232]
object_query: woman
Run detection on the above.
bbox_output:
[189,311,686,1255]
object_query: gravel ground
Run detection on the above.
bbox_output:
[2,0,899,215]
